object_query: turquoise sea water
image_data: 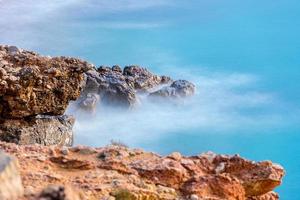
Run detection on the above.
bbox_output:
[1,0,300,199]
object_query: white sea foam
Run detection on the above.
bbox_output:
[67,68,286,147]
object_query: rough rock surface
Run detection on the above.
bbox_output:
[0,45,92,119]
[0,45,92,145]
[0,142,284,200]
[150,80,196,99]
[0,115,74,146]
[0,150,23,200]
[122,65,172,92]
[81,67,137,108]
[79,65,173,109]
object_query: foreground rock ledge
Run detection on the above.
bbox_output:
[0,150,23,200]
[0,142,284,200]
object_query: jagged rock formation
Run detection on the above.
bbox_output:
[0,45,92,145]
[78,65,195,111]
[79,65,173,110]
[0,115,74,146]
[0,45,91,118]
[0,142,284,200]
[0,45,196,145]
[122,65,172,92]
[149,80,195,99]
[0,45,284,199]
[0,150,23,200]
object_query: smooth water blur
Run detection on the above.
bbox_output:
[1,0,300,199]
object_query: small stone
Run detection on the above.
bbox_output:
[190,194,199,200]
[61,146,69,155]
[215,162,225,174]
[167,152,182,161]
[70,145,97,155]
[7,46,20,54]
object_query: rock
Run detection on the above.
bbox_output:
[0,151,23,200]
[213,155,285,196]
[123,65,172,91]
[149,80,195,99]
[7,46,20,54]
[24,185,35,197]
[50,156,95,170]
[79,93,100,112]
[0,115,74,146]
[131,158,188,188]
[112,65,122,73]
[0,142,285,200]
[0,67,7,77]
[167,152,182,161]
[61,146,69,155]
[98,160,137,175]
[247,192,279,200]
[83,68,137,107]
[190,194,199,200]
[78,65,174,110]
[69,145,97,155]
[181,174,246,200]
[37,185,82,200]
[0,45,92,119]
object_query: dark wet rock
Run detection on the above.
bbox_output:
[0,115,74,146]
[0,151,23,200]
[0,45,92,119]
[149,80,196,99]
[123,65,172,91]
[79,65,175,110]
[82,68,137,107]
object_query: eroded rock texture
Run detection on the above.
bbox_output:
[0,142,284,200]
[80,65,173,109]
[0,45,92,118]
[79,65,195,111]
[149,80,196,99]
[0,45,92,145]
[0,115,74,146]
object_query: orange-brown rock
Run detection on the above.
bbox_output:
[131,157,189,188]
[0,45,92,119]
[213,155,284,196]
[181,174,246,200]
[0,142,284,200]
[247,191,279,200]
